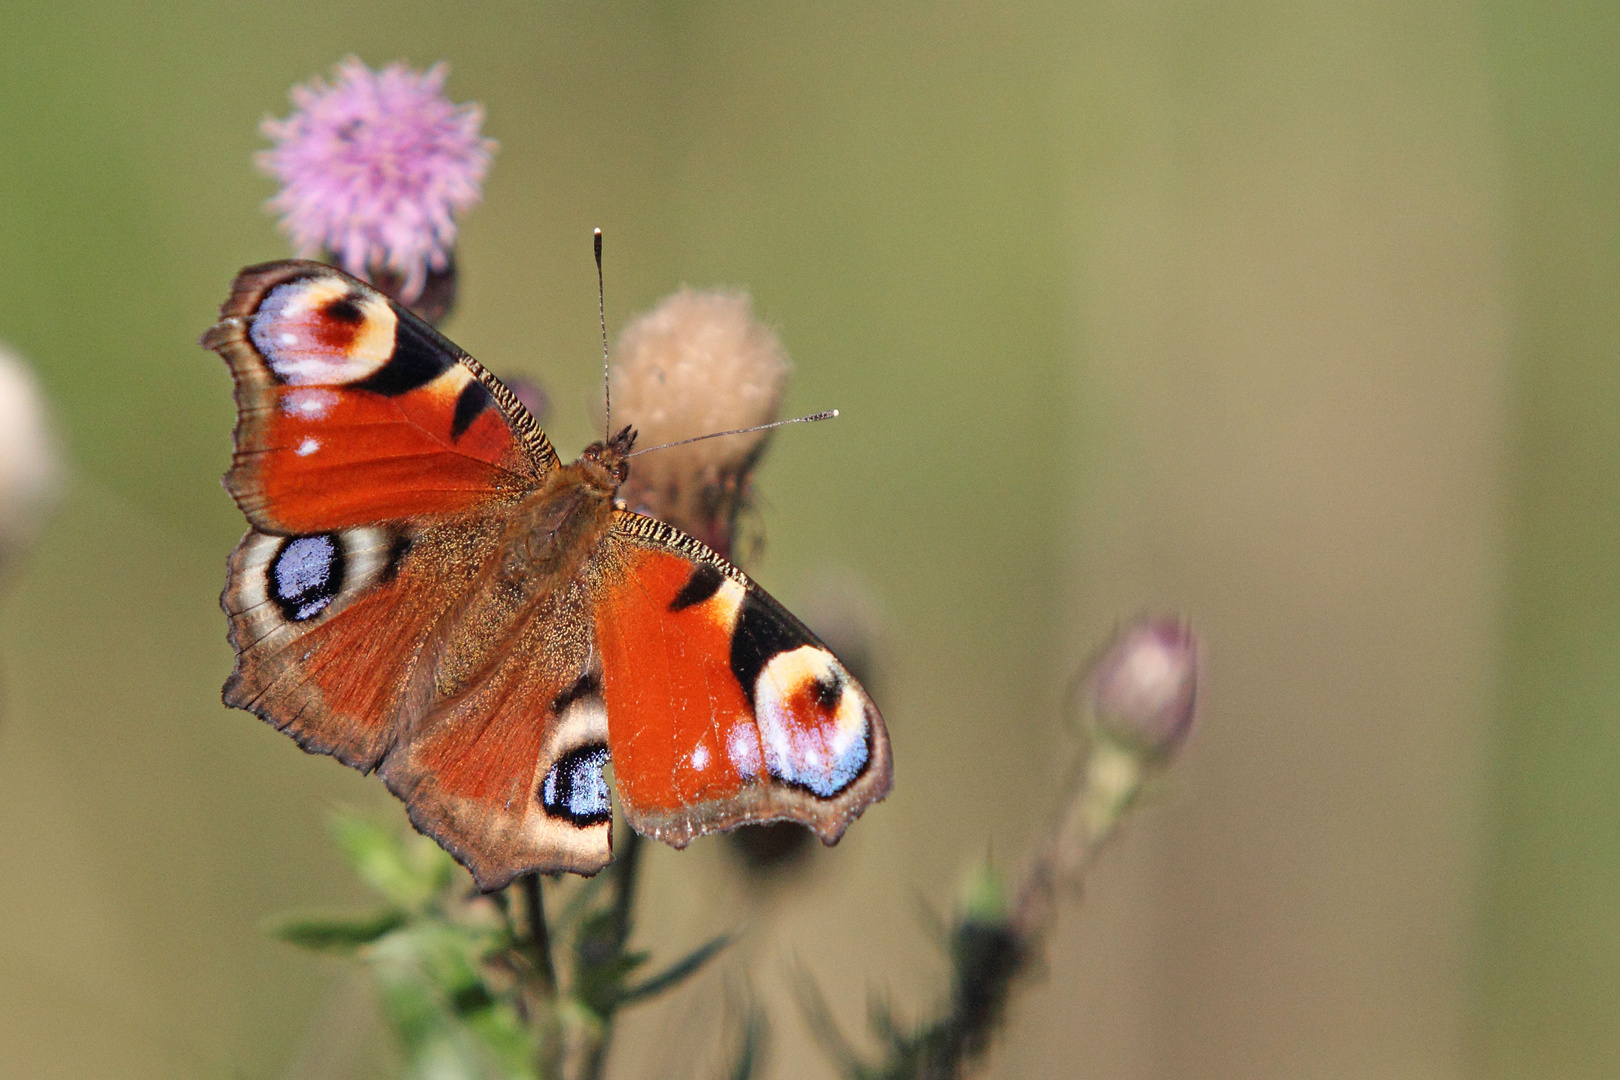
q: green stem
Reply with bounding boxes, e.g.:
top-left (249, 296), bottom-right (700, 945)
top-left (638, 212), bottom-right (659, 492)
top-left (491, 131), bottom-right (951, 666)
top-left (579, 829), bottom-right (644, 1080)
top-left (522, 873), bottom-right (558, 996)
top-left (609, 829), bottom-right (642, 946)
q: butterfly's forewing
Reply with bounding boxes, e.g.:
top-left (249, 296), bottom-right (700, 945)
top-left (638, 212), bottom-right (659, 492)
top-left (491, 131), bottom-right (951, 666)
top-left (595, 512), bottom-right (892, 847)
top-left (202, 260), bottom-right (558, 534)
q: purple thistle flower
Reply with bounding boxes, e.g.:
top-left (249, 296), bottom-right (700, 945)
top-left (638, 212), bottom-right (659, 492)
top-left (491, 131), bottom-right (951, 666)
top-left (258, 57), bottom-right (495, 302)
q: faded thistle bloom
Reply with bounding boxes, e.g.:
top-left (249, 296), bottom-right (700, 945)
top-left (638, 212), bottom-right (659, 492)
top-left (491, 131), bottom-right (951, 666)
top-left (611, 287), bottom-right (790, 558)
top-left (259, 58), bottom-right (495, 315)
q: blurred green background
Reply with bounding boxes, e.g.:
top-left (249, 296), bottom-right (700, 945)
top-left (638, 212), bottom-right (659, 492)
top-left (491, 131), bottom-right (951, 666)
top-left (0, 1), bottom-right (1615, 1077)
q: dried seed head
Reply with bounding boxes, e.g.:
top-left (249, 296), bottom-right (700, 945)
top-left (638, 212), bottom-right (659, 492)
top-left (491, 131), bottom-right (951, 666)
top-left (611, 287), bottom-right (790, 556)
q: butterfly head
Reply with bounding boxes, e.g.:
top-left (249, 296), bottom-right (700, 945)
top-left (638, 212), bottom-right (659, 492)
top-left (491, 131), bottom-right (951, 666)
top-left (579, 424), bottom-right (637, 488)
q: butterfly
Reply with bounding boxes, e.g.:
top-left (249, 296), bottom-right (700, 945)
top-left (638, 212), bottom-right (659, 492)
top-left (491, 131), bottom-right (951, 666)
top-left (203, 260), bottom-right (892, 891)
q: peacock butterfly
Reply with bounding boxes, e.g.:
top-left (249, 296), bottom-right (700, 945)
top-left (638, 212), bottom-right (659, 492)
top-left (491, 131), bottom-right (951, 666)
top-left (203, 260), bottom-right (892, 890)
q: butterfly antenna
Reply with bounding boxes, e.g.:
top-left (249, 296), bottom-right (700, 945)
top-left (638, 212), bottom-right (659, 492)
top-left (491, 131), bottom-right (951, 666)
top-left (595, 228), bottom-right (610, 442)
top-left (627, 410), bottom-right (840, 458)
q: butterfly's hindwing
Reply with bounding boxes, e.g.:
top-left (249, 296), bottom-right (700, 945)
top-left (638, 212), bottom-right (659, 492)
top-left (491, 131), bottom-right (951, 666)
top-left (378, 579), bottom-right (615, 888)
top-left (222, 521), bottom-right (456, 771)
top-left (594, 511), bottom-right (891, 847)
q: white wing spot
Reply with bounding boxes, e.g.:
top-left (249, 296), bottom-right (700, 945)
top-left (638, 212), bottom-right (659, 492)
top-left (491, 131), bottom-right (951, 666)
top-left (295, 437), bottom-right (320, 456)
top-left (282, 389), bottom-right (337, 419)
top-left (728, 724), bottom-right (761, 778)
top-left (690, 743), bottom-right (710, 771)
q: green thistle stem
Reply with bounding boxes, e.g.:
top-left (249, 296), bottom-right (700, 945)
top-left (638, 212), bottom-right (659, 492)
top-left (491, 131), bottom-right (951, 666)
top-left (522, 873), bottom-right (558, 996)
top-left (579, 828), bottom-right (644, 1080)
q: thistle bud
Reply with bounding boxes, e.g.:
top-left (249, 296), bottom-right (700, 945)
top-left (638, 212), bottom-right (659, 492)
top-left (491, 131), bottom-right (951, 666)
top-left (359, 259), bottom-right (459, 326)
top-left (1090, 617), bottom-right (1199, 760)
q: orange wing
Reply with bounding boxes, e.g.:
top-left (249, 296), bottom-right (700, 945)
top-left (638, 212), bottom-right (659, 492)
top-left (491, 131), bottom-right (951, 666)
top-left (202, 260), bottom-right (558, 533)
top-left (594, 512), bottom-right (892, 847)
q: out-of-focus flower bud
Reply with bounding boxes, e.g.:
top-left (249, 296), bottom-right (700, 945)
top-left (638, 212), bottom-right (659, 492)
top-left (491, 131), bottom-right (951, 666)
top-left (0, 345), bottom-right (60, 576)
top-left (500, 374), bottom-right (551, 426)
top-left (610, 288), bottom-right (789, 559)
top-left (258, 57), bottom-right (495, 324)
top-left (792, 571), bottom-right (886, 697)
top-left (363, 259), bottom-right (459, 326)
top-left (960, 862), bottom-right (1010, 927)
top-left (1090, 616), bottom-right (1199, 760)
top-left (726, 820), bottom-right (813, 878)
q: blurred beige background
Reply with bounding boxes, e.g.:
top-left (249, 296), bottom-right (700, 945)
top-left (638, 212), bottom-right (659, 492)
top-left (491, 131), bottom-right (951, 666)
top-left (0, 2), bottom-right (1613, 1078)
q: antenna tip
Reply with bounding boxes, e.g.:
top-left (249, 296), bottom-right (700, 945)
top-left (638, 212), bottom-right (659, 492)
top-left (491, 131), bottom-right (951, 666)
top-left (830, 408), bottom-right (840, 418)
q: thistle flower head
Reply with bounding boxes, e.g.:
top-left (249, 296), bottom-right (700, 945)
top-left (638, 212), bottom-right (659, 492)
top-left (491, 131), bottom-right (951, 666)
top-left (258, 57), bottom-right (495, 303)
